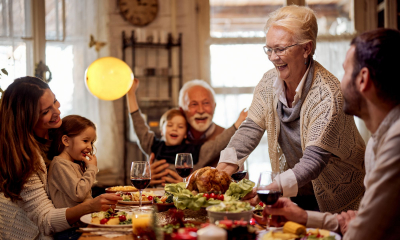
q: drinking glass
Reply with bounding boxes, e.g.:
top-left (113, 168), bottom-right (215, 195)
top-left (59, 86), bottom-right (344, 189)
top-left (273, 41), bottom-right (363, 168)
top-left (256, 171), bottom-right (282, 229)
top-left (231, 161), bottom-right (248, 183)
top-left (175, 153), bottom-right (193, 183)
top-left (130, 161), bottom-right (151, 210)
top-left (132, 209), bottom-right (154, 239)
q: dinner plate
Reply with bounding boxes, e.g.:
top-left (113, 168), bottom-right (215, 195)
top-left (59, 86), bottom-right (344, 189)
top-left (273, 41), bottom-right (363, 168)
top-left (105, 186), bottom-right (138, 193)
top-left (118, 200), bottom-right (152, 205)
top-left (80, 213), bottom-right (132, 228)
top-left (257, 228), bottom-right (341, 240)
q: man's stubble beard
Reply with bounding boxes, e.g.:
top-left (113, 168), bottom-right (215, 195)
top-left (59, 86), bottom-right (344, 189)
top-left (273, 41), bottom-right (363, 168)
top-left (187, 113), bottom-right (213, 132)
top-left (343, 78), bottom-right (365, 118)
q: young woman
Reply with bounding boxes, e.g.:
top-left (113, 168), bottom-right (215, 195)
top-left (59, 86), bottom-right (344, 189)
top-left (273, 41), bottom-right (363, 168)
top-left (0, 77), bottom-right (121, 239)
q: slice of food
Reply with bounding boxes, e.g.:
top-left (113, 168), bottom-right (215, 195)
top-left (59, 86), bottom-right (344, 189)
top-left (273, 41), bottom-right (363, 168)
top-left (283, 221), bottom-right (307, 235)
top-left (106, 217), bottom-right (120, 225)
top-left (91, 217), bottom-right (100, 224)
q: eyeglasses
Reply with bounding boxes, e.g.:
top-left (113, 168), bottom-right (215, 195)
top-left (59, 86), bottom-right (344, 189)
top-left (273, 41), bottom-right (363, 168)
top-left (263, 43), bottom-right (299, 58)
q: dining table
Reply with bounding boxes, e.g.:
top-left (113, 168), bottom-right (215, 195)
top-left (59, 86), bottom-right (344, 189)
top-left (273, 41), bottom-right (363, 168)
top-left (76, 187), bottom-right (270, 240)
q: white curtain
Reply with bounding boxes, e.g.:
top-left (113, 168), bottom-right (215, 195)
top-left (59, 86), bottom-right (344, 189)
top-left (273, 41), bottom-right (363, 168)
top-left (47, 0), bottom-right (125, 186)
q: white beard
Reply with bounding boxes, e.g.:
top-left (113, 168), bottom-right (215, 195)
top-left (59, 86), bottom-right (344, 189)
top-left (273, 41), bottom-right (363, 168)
top-left (187, 113), bottom-right (213, 132)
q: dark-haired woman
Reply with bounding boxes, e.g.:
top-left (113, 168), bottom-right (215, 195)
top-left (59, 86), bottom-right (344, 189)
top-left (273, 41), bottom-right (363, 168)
top-left (0, 77), bottom-right (121, 239)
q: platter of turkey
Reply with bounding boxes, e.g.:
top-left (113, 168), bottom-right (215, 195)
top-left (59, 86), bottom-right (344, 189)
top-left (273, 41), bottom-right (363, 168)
top-left (163, 167), bottom-right (255, 211)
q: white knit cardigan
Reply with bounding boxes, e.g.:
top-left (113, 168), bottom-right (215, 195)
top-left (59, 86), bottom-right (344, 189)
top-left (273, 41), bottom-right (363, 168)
top-left (248, 61), bottom-right (366, 213)
top-left (0, 156), bottom-right (70, 239)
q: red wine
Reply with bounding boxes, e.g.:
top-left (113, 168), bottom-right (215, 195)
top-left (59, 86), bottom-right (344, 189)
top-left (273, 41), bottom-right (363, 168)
top-left (257, 190), bottom-right (281, 205)
top-left (231, 171), bottom-right (247, 181)
top-left (175, 167), bottom-right (193, 178)
top-left (131, 178), bottom-right (151, 190)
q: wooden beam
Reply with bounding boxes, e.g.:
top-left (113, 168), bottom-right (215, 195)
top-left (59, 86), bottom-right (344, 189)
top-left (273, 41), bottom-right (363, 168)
top-left (384, 0), bottom-right (398, 29)
top-left (285, 0), bottom-right (306, 6)
top-left (32, 0), bottom-right (46, 67)
top-left (196, 0), bottom-right (211, 83)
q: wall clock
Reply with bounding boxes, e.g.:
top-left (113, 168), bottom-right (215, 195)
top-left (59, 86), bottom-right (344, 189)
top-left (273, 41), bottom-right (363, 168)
top-left (118, 0), bottom-right (158, 27)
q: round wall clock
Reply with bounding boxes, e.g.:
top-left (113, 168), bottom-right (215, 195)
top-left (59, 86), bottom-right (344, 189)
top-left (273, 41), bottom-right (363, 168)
top-left (118, 0), bottom-right (158, 27)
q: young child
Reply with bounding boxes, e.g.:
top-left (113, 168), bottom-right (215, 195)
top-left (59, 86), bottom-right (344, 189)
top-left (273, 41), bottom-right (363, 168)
top-left (48, 115), bottom-right (98, 208)
top-left (127, 79), bottom-right (247, 173)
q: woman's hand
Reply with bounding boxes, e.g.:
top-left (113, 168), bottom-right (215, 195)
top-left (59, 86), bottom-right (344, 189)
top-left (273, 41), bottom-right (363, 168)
top-left (65, 193), bottom-right (122, 225)
top-left (90, 193), bottom-right (122, 212)
top-left (263, 197), bottom-right (308, 227)
top-left (242, 187), bottom-right (260, 206)
top-left (234, 108), bottom-right (248, 129)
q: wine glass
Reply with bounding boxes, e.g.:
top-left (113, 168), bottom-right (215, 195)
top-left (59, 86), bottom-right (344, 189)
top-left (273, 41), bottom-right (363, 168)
top-left (175, 153), bottom-right (194, 183)
top-left (257, 171), bottom-right (282, 229)
top-left (231, 161), bottom-right (248, 183)
top-left (130, 161), bottom-right (151, 210)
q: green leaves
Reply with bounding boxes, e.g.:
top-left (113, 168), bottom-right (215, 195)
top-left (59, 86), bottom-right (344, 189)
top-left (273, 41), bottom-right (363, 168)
top-left (0, 68), bottom-right (8, 102)
top-left (224, 179), bottom-right (255, 200)
top-left (165, 182), bottom-right (222, 210)
top-left (1, 68), bottom-right (7, 76)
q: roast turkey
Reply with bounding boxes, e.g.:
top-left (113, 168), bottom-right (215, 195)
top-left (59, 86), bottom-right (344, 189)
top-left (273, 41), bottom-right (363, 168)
top-left (186, 167), bottom-right (232, 193)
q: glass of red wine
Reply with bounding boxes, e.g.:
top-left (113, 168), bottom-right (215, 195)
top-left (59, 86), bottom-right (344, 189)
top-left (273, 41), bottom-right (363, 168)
top-left (256, 171), bottom-right (281, 229)
top-left (231, 161), bottom-right (248, 183)
top-left (175, 153), bottom-right (194, 183)
top-left (130, 161), bottom-right (151, 210)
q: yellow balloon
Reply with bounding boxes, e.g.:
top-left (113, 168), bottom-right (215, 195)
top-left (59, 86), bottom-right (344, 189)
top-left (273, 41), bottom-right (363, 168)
top-left (85, 57), bottom-right (134, 101)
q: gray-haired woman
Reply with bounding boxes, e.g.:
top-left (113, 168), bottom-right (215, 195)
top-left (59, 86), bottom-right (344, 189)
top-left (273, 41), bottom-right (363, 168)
top-left (217, 5), bottom-right (365, 213)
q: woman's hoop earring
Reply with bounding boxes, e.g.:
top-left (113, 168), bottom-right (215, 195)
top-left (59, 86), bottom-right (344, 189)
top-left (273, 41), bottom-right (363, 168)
top-left (304, 58), bottom-right (307, 65)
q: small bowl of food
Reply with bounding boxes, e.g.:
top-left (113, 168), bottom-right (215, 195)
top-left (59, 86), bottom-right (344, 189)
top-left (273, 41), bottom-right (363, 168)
top-left (153, 195), bottom-right (176, 212)
top-left (105, 186), bottom-right (138, 193)
top-left (252, 202), bottom-right (266, 225)
top-left (206, 201), bottom-right (254, 223)
top-left (252, 210), bottom-right (266, 225)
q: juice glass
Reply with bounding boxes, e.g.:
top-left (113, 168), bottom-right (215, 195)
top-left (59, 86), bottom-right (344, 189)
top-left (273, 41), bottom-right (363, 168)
top-left (132, 209), bottom-right (153, 239)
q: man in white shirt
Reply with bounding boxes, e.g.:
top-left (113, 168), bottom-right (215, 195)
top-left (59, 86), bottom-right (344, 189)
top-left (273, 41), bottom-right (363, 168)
top-left (263, 28), bottom-right (400, 240)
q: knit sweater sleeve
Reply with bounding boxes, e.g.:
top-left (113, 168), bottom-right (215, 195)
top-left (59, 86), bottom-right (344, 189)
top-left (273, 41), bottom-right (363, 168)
top-left (291, 146), bottom-right (332, 188)
top-left (196, 125), bottom-right (236, 168)
top-left (131, 110), bottom-right (155, 155)
top-left (17, 171), bottom-right (70, 236)
top-left (49, 159), bottom-right (97, 203)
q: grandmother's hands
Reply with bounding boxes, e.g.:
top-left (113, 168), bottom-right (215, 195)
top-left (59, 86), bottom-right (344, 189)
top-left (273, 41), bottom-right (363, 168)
top-left (337, 210), bottom-right (357, 235)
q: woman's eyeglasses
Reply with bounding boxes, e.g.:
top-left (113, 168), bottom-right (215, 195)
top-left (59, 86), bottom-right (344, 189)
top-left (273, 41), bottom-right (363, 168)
top-left (263, 43), bottom-right (299, 58)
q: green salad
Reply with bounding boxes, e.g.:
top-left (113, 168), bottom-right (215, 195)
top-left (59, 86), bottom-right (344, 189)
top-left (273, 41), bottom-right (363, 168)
top-left (208, 201), bottom-right (253, 213)
top-left (164, 179), bottom-right (255, 211)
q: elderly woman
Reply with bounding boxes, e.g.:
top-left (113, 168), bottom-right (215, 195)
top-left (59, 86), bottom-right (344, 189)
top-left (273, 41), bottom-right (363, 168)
top-left (0, 77), bottom-right (121, 239)
top-left (217, 5), bottom-right (365, 213)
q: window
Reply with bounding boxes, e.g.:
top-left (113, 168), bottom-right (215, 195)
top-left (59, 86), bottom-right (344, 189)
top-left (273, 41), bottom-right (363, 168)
top-left (0, 0), bottom-right (32, 92)
top-left (208, 0), bottom-right (367, 182)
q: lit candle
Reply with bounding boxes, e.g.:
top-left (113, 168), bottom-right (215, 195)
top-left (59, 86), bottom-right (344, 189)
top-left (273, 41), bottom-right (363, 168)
top-left (197, 224), bottom-right (227, 240)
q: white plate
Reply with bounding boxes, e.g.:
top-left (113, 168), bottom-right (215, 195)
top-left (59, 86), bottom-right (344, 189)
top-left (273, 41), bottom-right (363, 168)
top-left (118, 200), bottom-right (152, 205)
top-left (257, 228), bottom-right (341, 240)
top-left (80, 213), bottom-right (132, 228)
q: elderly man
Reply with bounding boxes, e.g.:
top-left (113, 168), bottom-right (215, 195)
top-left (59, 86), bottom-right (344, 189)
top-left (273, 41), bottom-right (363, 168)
top-left (263, 28), bottom-right (400, 240)
top-left (150, 79), bottom-right (246, 185)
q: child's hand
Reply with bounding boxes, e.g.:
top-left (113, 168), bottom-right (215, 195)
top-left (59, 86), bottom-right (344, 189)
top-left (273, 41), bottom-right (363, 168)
top-left (127, 78), bottom-right (140, 96)
top-left (83, 153), bottom-right (98, 167)
top-left (234, 108), bottom-right (248, 129)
